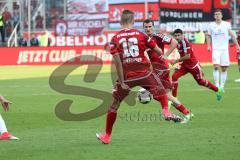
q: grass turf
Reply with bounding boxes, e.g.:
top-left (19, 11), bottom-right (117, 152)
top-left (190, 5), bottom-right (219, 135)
top-left (0, 64), bottom-right (240, 160)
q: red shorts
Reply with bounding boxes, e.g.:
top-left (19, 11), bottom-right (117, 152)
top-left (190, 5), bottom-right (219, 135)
top-left (173, 63), bottom-right (204, 81)
top-left (112, 73), bottom-right (166, 102)
top-left (153, 67), bottom-right (172, 90)
top-left (151, 60), bottom-right (172, 90)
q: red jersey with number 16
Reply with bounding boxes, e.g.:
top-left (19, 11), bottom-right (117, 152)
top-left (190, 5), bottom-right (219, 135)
top-left (110, 28), bottom-right (157, 81)
top-left (177, 37), bottom-right (198, 69)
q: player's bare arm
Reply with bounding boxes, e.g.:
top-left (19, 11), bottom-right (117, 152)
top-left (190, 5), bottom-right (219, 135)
top-left (112, 54), bottom-right (129, 90)
top-left (152, 45), bottom-right (164, 57)
top-left (170, 54), bottom-right (190, 65)
top-left (206, 34), bottom-right (211, 52)
top-left (229, 30), bottom-right (240, 52)
top-left (165, 38), bottom-right (178, 57)
top-left (0, 95), bottom-right (11, 112)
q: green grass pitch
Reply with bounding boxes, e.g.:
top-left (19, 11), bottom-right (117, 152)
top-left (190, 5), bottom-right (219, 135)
top-left (0, 64), bottom-right (240, 160)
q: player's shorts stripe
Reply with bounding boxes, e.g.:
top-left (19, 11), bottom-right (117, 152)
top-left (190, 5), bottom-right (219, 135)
top-left (190, 61), bottom-right (200, 69)
top-left (124, 71), bottom-right (152, 82)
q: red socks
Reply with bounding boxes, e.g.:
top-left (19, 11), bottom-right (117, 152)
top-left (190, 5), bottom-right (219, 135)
top-left (175, 104), bottom-right (190, 115)
top-left (105, 108), bottom-right (117, 136)
top-left (172, 82), bottom-right (178, 97)
top-left (155, 94), bottom-right (169, 114)
top-left (206, 80), bottom-right (218, 92)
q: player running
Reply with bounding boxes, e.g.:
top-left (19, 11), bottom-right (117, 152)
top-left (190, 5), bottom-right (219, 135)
top-left (96, 10), bottom-right (181, 144)
top-left (142, 19), bottom-right (193, 123)
top-left (0, 95), bottom-right (18, 140)
top-left (171, 29), bottom-right (223, 101)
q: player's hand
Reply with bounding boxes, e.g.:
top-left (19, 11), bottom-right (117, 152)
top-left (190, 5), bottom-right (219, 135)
top-left (121, 83), bottom-right (129, 90)
top-left (207, 46), bottom-right (211, 52)
top-left (237, 46), bottom-right (240, 53)
top-left (1, 99), bottom-right (12, 112)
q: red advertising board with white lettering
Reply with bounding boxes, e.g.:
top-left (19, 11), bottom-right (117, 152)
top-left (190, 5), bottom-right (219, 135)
top-left (0, 45), bottom-right (237, 66)
top-left (0, 46), bottom-right (112, 65)
top-left (109, 3), bottom-right (159, 22)
top-left (159, 0), bottom-right (231, 22)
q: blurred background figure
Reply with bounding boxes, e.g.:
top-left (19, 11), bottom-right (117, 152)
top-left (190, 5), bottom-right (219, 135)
top-left (30, 34), bottom-right (39, 46)
top-left (35, 11), bottom-right (43, 29)
top-left (194, 30), bottom-right (205, 44)
top-left (39, 30), bottom-right (50, 46)
top-left (18, 34), bottom-right (27, 46)
top-left (2, 7), bottom-right (11, 23)
top-left (0, 14), bottom-right (5, 44)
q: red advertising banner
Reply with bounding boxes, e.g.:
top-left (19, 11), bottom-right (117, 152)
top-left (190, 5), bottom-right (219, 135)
top-left (159, 0), bottom-right (211, 12)
top-left (109, 3), bottom-right (159, 22)
top-left (56, 20), bottom-right (107, 36)
top-left (0, 46), bottom-right (112, 65)
top-left (0, 45), bottom-right (237, 66)
top-left (159, 0), bottom-right (231, 22)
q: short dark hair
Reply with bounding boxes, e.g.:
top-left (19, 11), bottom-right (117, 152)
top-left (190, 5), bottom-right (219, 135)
top-left (214, 9), bottom-right (222, 14)
top-left (173, 28), bottom-right (183, 34)
top-left (143, 19), bottom-right (154, 26)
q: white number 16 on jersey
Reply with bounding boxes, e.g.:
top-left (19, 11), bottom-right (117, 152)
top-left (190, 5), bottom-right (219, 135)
top-left (119, 38), bottom-right (139, 57)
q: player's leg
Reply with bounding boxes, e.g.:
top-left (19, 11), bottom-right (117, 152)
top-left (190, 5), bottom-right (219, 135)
top-left (167, 91), bottom-right (189, 115)
top-left (171, 66), bottom-right (188, 97)
top-left (142, 73), bottom-right (182, 122)
top-left (190, 64), bottom-right (223, 101)
top-left (96, 98), bottom-right (120, 144)
top-left (191, 64), bottom-right (218, 91)
top-left (235, 53), bottom-right (240, 82)
top-left (212, 50), bottom-right (221, 87)
top-left (220, 66), bottom-right (228, 90)
top-left (158, 68), bottom-right (191, 119)
top-left (0, 114), bottom-right (18, 140)
top-left (0, 113), bottom-right (8, 134)
top-left (97, 82), bottom-right (130, 144)
top-left (219, 49), bottom-right (230, 89)
top-left (166, 91), bottom-right (193, 123)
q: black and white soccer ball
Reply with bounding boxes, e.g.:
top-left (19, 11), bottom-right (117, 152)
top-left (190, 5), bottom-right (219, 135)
top-left (137, 88), bottom-right (153, 104)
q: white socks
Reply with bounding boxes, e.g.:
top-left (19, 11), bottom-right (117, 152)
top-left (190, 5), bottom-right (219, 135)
top-left (213, 69), bottom-right (227, 88)
top-left (213, 69), bottom-right (220, 87)
top-left (220, 71), bottom-right (227, 88)
top-left (0, 114), bottom-right (8, 134)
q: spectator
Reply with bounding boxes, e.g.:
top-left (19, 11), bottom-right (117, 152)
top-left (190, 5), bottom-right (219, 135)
top-left (45, 12), bottom-right (51, 28)
top-left (2, 7), bottom-right (12, 23)
top-left (12, 11), bottom-right (20, 28)
top-left (35, 11), bottom-right (43, 29)
top-left (18, 35), bottom-right (27, 46)
top-left (0, 15), bottom-right (5, 43)
top-left (30, 34), bottom-right (40, 46)
top-left (39, 30), bottom-right (50, 46)
top-left (5, 20), bottom-right (12, 37)
top-left (194, 30), bottom-right (205, 44)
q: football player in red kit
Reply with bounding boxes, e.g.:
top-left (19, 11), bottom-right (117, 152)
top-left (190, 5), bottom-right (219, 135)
top-left (235, 30), bottom-right (240, 82)
top-left (96, 10), bottom-right (181, 144)
top-left (171, 29), bottom-right (223, 101)
top-left (142, 19), bottom-right (193, 123)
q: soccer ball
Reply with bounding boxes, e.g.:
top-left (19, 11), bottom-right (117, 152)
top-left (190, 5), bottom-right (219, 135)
top-left (137, 88), bottom-right (152, 104)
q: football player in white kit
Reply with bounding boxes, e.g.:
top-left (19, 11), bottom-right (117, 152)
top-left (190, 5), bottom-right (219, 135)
top-left (0, 95), bottom-right (18, 140)
top-left (207, 9), bottom-right (240, 90)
